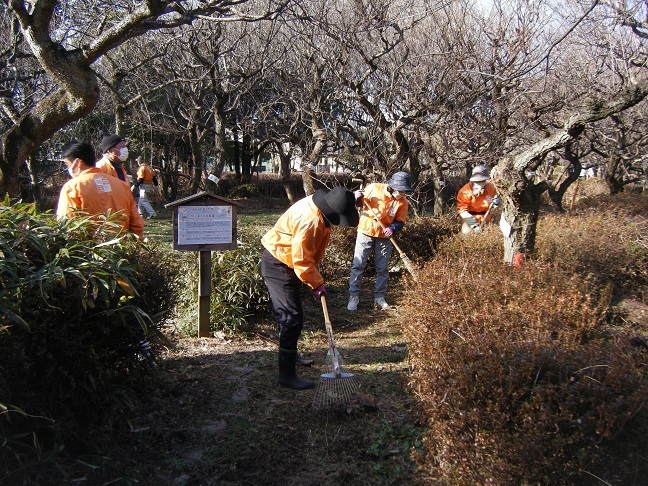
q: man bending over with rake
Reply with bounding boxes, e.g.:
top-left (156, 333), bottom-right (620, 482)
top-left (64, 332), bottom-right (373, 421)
top-left (261, 187), bottom-right (360, 390)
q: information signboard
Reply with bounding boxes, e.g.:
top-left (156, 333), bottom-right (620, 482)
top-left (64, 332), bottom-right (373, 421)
top-left (177, 205), bottom-right (233, 246)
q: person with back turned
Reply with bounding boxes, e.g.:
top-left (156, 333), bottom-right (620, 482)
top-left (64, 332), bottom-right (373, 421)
top-left (57, 141), bottom-right (143, 238)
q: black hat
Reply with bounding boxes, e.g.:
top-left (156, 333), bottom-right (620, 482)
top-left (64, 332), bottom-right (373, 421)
top-left (387, 171), bottom-right (413, 192)
top-left (100, 133), bottom-right (124, 154)
top-left (313, 187), bottom-right (359, 227)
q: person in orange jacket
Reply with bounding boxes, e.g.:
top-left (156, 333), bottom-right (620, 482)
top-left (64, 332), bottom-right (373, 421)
top-left (133, 157), bottom-right (158, 219)
top-left (347, 172), bottom-right (412, 311)
top-left (96, 132), bottom-right (130, 185)
top-left (457, 164), bottom-right (500, 234)
top-left (261, 186), bottom-right (360, 390)
top-left (57, 141), bottom-right (144, 238)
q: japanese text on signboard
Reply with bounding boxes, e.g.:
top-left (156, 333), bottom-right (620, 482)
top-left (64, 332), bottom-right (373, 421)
top-left (177, 206), bottom-right (232, 245)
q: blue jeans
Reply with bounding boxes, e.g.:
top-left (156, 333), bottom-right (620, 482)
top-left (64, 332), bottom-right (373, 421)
top-left (348, 232), bottom-right (393, 299)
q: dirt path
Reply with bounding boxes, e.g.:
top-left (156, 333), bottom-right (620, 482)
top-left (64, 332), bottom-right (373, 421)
top-left (82, 292), bottom-right (424, 485)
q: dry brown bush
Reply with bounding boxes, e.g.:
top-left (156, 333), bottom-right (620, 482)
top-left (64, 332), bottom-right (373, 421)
top-left (536, 194), bottom-right (648, 299)
top-left (402, 195), bottom-right (648, 484)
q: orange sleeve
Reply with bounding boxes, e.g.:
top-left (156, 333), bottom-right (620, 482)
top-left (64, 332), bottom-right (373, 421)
top-left (456, 183), bottom-right (474, 213)
top-left (56, 181), bottom-right (81, 219)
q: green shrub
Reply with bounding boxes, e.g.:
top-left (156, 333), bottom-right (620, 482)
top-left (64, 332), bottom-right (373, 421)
top-left (402, 197), bottom-right (648, 484)
top-left (228, 183), bottom-right (261, 199)
top-left (0, 200), bottom-right (174, 482)
top-left (171, 237), bottom-right (271, 336)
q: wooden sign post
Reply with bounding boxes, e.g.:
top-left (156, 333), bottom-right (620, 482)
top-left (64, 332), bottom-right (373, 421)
top-left (165, 192), bottom-right (238, 337)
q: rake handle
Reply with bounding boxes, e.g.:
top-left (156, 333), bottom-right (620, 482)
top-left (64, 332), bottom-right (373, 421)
top-left (479, 202), bottom-right (493, 229)
top-left (321, 296), bottom-right (342, 377)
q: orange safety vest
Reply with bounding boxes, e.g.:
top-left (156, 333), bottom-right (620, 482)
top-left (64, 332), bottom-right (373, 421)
top-left (137, 164), bottom-right (156, 184)
top-left (261, 196), bottom-right (331, 290)
top-left (56, 168), bottom-right (144, 238)
top-left (358, 183), bottom-right (408, 238)
top-left (456, 181), bottom-right (497, 223)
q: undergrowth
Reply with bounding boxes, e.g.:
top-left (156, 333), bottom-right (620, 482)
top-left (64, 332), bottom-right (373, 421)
top-left (402, 193), bottom-right (648, 484)
top-left (0, 200), bottom-right (176, 484)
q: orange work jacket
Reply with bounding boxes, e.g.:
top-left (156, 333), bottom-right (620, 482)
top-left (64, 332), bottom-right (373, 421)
top-left (261, 196), bottom-right (331, 290)
top-left (358, 183), bottom-right (408, 238)
top-left (56, 168), bottom-right (144, 238)
top-left (96, 156), bottom-right (130, 185)
top-left (456, 181), bottom-right (497, 223)
top-left (137, 164), bottom-right (156, 184)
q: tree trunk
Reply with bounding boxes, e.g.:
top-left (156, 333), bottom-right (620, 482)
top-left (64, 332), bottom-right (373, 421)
top-left (189, 126), bottom-right (203, 194)
top-left (547, 141), bottom-right (581, 212)
top-left (0, 87), bottom-right (99, 195)
top-left (24, 156), bottom-right (44, 209)
top-left (603, 152), bottom-right (625, 194)
top-left (302, 122), bottom-right (326, 196)
top-left (205, 93), bottom-right (226, 193)
top-left (494, 81), bottom-right (648, 264)
top-left (241, 133), bottom-right (253, 184)
top-left (276, 142), bottom-right (296, 205)
top-left (496, 162), bottom-right (546, 263)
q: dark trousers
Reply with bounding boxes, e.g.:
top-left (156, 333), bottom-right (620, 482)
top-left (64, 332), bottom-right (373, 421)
top-left (261, 249), bottom-right (303, 351)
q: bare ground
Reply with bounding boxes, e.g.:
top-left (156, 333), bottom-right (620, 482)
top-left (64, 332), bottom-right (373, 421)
top-left (78, 283), bottom-right (425, 485)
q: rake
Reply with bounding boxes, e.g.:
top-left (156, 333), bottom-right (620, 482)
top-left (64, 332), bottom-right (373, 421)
top-left (312, 296), bottom-right (361, 410)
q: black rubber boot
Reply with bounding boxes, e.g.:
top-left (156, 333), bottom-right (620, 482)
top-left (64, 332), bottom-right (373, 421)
top-left (296, 352), bottom-right (314, 367)
top-left (278, 349), bottom-right (315, 389)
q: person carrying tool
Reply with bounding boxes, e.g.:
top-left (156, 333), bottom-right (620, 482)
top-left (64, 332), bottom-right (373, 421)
top-left (347, 171), bottom-right (412, 311)
top-left (457, 164), bottom-right (500, 234)
top-left (261, 187), bottom-right (360, 390)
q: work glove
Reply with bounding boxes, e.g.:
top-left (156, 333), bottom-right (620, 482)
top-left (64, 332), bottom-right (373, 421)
top-left (311, 283), bottom-right (326, 301)
top-left (383, 227), bottom-right (394, 237)
top-left (491, 196), bottom-right (501, 207)
top-left (460, 211), bottom-right (479, 229)
top-left (354, 190), bottom-right (364, 206)
top-left (472, 225), bottom-right (482, 233)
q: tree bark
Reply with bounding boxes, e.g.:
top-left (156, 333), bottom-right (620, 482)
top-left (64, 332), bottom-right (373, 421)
top-left (276, 141), bottom-right (296, 205)
top-left (205, 93), bottom-right (227, 193)
top-left (495, 81), bottom-right (648, 263)
top-left (189, 125), bottom-right (203, 194)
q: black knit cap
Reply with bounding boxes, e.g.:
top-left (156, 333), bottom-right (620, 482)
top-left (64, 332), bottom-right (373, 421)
top-left (313, 187), bottom-right (359, 227)
top-left (100, 133), bottom-right (124, 154)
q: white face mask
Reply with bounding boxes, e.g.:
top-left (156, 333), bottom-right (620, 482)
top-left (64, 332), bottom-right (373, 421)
top-left (116, 147), bottom-right (129, 162)
top-left (66, 159), bottom-right (78, 178)
top-left (472, 182), bottom-right (486, 196)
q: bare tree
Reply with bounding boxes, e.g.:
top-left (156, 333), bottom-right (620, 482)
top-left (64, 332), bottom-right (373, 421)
top-left (0, 0), bottom-right (286, 196)
top-left (494, 81), bottom-right (648, 263)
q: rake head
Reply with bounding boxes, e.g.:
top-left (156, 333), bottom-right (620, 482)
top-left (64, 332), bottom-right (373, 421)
top-left (312, 350), bottom-right (361, 410)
